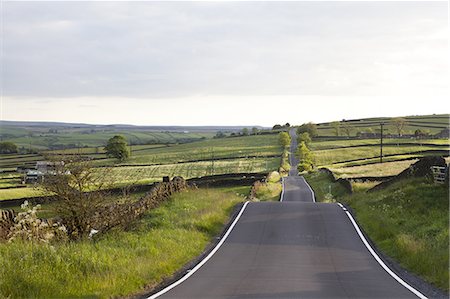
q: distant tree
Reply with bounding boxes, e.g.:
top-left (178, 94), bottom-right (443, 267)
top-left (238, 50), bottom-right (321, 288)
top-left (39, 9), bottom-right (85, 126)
top-left (251, 127), bottom-right (259, 135)
top-left (284, 123), bottom-right (291, 128)
top-left (297, 122), bottom-right (318, 137)
top-left (278, 132), bottom-right (291, 148)
top-left (298, 132), bottom-right (311, 145)
top-left (215, 131), bottom-right (226, 138)
top-left (342, 123), bottom-right (353, 138)
top-left (242, 128), bottom-right (249, 136)
top-left (0, 142), bottom-right (18, 154)
top-left (272, 124), bottom-right (282, 130)
top-left (104, 135), bottom-right (129, 161)
top-left (331, 121), bottom-right (341, 136)
top-left (392, 118), bottom-right (407, 136)
top-left (296, 141), bottom-right (314, 172)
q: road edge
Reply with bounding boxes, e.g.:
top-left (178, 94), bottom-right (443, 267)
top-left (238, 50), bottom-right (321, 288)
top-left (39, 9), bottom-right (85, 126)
top-left (142, 201), bottom-right (250, 299)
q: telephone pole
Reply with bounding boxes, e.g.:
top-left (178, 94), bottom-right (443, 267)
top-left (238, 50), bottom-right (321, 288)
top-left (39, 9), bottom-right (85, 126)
top-left (380, 122), bottom-right (384, 163)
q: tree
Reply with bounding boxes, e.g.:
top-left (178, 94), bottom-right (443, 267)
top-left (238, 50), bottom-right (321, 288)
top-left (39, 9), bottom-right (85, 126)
top-left (342, 123), bottom-right (353, 138)
top-left (296, 141), bottom-right (314, 172)
top-left (297, 122), bottom-right (318, 137)
top-left (272, 124), bottom-right (282, 130)
top-left (331, 121), bottom-right (341, 136)
top-left (298, 132), bottom-right (311, 145)
top-left (284, 123), bottom-right (291, 128)
top-left (40, 157), bottom-right (115, 239)
top-left (104, 135), bottom-right (129, 161)
top-left (392, 118), bottom-right (407, 136)
top-left (0, 142), bottom-right (18, 154)
top-left (215, 131), bottom-right (226, 138)
top-left (242, 128), bottom-right (249, 136)
top-left (251, 127), bottom-right (259, 135)
top-left (278, 132), bottom-right (291, 148)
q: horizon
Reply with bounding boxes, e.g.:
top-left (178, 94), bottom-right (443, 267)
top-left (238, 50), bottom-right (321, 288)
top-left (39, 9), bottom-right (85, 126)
top-left (2, 1), bottom-right (449, 126)
top-left (2, 112), bottom-right (448, 129)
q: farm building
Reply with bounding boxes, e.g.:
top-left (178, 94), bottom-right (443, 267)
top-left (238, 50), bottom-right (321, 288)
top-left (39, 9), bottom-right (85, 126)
top-left (23, 161), bottom-right (65, 184)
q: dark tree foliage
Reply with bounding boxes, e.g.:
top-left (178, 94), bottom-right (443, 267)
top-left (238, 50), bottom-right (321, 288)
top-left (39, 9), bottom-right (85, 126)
top-left (296, 122), bottom-right (318, 137)
top-left (104, 135), bottom-right (129, 161)
top-left (0, 142), bottom-right (18, 154)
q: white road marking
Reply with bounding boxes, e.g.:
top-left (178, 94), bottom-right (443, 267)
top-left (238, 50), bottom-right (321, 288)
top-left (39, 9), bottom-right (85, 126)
top-left (301, 176), bottom-right (316, 203)
top-left (336, 203), bottom-right (427, 299)
top-left (147, 201), bottom-right (250, 299)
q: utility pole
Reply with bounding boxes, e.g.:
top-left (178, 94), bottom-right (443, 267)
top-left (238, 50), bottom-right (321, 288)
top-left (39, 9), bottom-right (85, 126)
top-left (380, 122), bottom-right (384, 163)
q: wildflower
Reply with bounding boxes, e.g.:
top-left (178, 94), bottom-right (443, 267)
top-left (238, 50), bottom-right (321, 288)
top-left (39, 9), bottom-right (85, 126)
top-left (89, 229), bottom-right (99, 239)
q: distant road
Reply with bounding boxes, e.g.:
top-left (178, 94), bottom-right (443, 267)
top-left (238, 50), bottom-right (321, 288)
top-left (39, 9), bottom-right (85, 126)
top-left (150, 128), bottom-right (424, 299)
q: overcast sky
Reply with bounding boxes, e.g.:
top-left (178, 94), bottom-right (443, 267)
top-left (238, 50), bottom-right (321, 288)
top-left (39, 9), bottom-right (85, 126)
top-left (1, 1), bottom-right (448, 126)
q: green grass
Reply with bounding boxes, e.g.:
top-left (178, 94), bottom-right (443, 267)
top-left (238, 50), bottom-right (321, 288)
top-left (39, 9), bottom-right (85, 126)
top-left (309, 138), bottom-right (449, 151)
top-left (329, 159), bottom-right (419, 178)
top-left (313, 144), bottom-right (448, 166)
top-left (2, 130), bottom-right (215, 150)
top-left (304, 172), bottom-right (449, 291)
top-left (106, 157), bottom-right (280, 183)
top-left (0, 186), bottom-right (246, 298)
top-left (315, 114), bottom-right (449, 137)
top-left (95, 134), bottom-right (281, 166)
top-left (0, 187), bottom-right (47, 201)
top-left (0, 134), bottom-right (281, 200)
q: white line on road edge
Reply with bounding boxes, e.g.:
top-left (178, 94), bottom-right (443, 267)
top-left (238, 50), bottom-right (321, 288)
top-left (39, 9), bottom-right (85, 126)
top-left (280, 177), bottom-right (285, 202)
top-left (147, 201), bottom-right (250, 299)
top-left (301, 177), bottom-right (316, 203)
top-left (336, 203), bottom-right (427, 299)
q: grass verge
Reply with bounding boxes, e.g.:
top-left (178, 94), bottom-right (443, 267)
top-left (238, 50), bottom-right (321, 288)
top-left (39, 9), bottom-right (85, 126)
top-left (304, 172), bottom-right (449, 291)
top-left (0, 186), bottom-right (246, 298)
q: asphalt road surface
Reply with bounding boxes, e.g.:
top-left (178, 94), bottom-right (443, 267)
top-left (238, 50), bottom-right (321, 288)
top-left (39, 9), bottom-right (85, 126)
top-left (152, 129), bottom-right (422, 299)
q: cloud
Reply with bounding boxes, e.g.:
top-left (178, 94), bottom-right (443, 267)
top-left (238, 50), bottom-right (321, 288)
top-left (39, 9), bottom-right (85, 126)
top-left (1, 1), bottom-right (448, 124)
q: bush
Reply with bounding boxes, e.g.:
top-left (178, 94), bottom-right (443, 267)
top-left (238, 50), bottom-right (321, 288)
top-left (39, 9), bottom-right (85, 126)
top-left (298, 162), bottom-right (313, 172)
top-left (0, 142), bottom-right (18, 154)
top-left (7, 201), bottom-right (68, 243)
top-left (278, 132), bottom-right (291, 147)
top-left (298, 132), bottom-right (311, 145)
top-left (297, 122), bottom-right (318, 137)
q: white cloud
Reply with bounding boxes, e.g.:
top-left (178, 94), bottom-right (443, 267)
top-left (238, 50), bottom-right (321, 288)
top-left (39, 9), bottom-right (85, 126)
top-left (1, 1), bottom-right (448, 125)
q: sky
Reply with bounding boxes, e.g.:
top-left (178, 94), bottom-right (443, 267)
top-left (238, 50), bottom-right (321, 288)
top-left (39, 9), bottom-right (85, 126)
top-left (1, 1), bottom-right (448, 126)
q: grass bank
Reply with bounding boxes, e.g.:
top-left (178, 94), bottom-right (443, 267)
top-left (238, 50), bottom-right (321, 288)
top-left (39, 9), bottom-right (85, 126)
top-left (304, 172), bottom-right (449, 291)
top-left (0, 186), bottom-right (247, 298)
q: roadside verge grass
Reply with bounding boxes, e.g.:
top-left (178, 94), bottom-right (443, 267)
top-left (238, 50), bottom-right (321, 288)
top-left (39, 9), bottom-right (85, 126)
top-left (304, 172), bottom-right (449, 291)
top-left (0, 187), bottom-right (246, 298)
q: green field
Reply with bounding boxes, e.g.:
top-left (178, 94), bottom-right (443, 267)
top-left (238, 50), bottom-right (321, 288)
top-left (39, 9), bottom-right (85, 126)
top-left (0, 186), bottom-right (249, 298)
top-left (0, 134), bottom-right (282, 200)
top-left (313, 144), bottom-right (447, 166)
top-left (1, 128), bottom-right (215, 150)
top-left (106, 157), bottom-right (280, 185)
top-left (329, 160), bottom-right (420, 178)
top-left (315, 114), bottom-right (449, 137)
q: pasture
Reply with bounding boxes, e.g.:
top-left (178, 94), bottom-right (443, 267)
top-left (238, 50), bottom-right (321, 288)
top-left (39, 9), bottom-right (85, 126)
top-left (0, 134), bottom-right (282, 200)
top-left (309, 137), bottom-right (449, 172)
top-left (315, 114), bottom-right (449, 137)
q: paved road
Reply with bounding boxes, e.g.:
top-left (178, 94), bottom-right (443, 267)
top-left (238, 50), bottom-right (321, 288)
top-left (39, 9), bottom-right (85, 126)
top-left (152, 129), bottom-right (421, 299)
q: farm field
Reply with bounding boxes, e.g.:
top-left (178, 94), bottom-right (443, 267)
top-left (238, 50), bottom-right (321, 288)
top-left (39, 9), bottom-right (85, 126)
top-left (95, 134), bottom-right (280, 166)
top-left (313, 144), bottom-right (448, 166)
top-left (1, 128), bottom-right (216, 150)
top-left (315, 114), bottom-right (449, 137)
top-left (0, 134), bottom-right (281, 200)
top-left (308, 138), bottom-right (449, 151)
top-left (329, 159), bottom-right (420, 178)
top-left (105, 157), bottom-right (280, 185)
